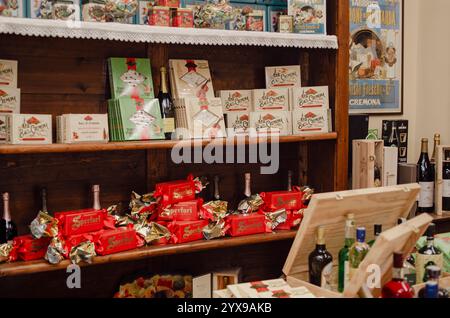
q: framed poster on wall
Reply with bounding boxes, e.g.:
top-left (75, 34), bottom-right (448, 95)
top-left (349, 0), bottom-right (403, 114)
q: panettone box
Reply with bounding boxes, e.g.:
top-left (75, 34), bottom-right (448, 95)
top-left (282, 184), bottom-right (432, 298)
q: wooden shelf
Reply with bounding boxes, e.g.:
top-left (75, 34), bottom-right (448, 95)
top-left (0, 17), bottom-right (338, 49)
top-left (433, 212), bottom-right (450, 222)
top-left (0, 230), bottom-right (297, 278)
top-left (0, 133), bottom-right (338, 154)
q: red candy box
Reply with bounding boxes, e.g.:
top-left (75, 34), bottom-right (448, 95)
top-left (158, 199), bottom-right (202, 222)
top-left (172, 8), bottom-right (194, 28)
top-left (55, 208), bottom-right (108, 236)
top-left (168, 220), bottom-right (208, 244)
top-left (94, 227), bottom-right (139, 256)
top-left (260, 190), bottom-right (303, 211)
top-left (13, 235), bottom-right (51, 261)
top-left (226, 214), bottom-right (266, 237)
top-left (154, 175), bottom-right (197, 206)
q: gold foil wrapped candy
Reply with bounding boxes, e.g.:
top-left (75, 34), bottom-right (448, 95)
top-left (264, 209), bottom-right (288, 230)
top-left (45, 237), bottom-right (68, 265)
top-left (202, 219), bottom-right (228, 240)
top-left (237, 194), bottom-right (264, 214)
top-left (301, 186), bottom-right (314, 205)
top-left (202, 200), bottom-right (228, 221)
top-left (134, 221), bottom-right (171, 245)
top-left (30, 211), bottom-right (59, 239)
top-left (129, 191), bottom-right (157, 218)
top-left (69, 241), bottom-right (96, 264)
top-left (0, 243), bottom-right (13, 263)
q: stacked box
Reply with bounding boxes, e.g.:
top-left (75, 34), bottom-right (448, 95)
top-left (5, 114), bottom-right (52, 145)
top-left (0, 0), bottom-right (26, 17)
top-left (0, 60), bottom-right (20, 144)
top-left (56, 114), bottom-right (109, 144)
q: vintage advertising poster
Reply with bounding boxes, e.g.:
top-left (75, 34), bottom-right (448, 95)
top-left (349, 0), bottom-right (403, 114)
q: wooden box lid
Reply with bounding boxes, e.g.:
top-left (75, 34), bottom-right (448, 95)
top-left (283, 184), bottom-right (431, 297)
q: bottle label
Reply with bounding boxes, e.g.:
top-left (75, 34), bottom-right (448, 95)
top-left (418, 182), bottom-right (434, 208)
top-left (443, 180), bottom-right (450, 198)
top-left (321, 262), bottom-right (333, 290)
top-left (344, 260), bottom-right (350, 288)
top-left (415, 253), bottom-right (443, 284)
top-left (163, 118), bottom-right (175, 133)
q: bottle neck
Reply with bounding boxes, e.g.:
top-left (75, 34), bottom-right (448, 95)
top-left (214, 176), bottom-right (220, 200)
top-left (92, 185), bottom-right (101, 210)
top-left (160, 69), bottom-right (169, 94)
top-left (344, 220), bottom-right (355, 246)
top-left (41, 189), bottom-right (48, 213)
top-left (426, 236), bottom-right (435, 248)
top-left (3, 193), bottom-right (11, 222)
top-left (421, 140), bottom-right (429, 156)
top-left (287, 171), bottom-right (293, 192)
top-left (392, 267), bottom-right (404, 281)
top-left (244, 174), bottom-right (251, 198)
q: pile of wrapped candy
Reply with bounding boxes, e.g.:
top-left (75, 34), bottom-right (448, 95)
top-left (0, 174), bottom-right (312, 266)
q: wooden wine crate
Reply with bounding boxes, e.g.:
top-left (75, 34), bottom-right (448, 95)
top-left (352, 140), bottom-right (398, 189)
top-left (283, 184), bottom-right (433, 298)
top-left (435, 145), bottom-right (450, 216)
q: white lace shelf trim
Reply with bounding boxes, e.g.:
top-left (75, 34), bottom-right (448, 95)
top-left (0, 17), bottom-right (339, 49)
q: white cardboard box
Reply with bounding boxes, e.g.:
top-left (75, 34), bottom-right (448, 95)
top-left (250, 110), bottom-right (292, 136)
top-left (0, 60), bottom-right (18, 88)
top-left (57, 114), bottom-right (109, 144)
top-left (265, 65), bottom-right (301, 88)
top-left (252, 89), bottom-right (290, 112)
top-left (291, 86), bottom-right (329, 110)
top-left (6, 113), bottom-right (52, 145)
top-left (292, 108), bottom-right (329, 134)
top-left (218, 90), bottom-right (253, 113)
top-left (226, 112), bottom-right (250, 137)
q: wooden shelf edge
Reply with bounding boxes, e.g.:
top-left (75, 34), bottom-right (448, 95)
top-left (0, 230), bottom-right (297, 278)
top-left (432, 212), bottom-right (450, 222)
top-left (0, 133), bottom-right (338, 154)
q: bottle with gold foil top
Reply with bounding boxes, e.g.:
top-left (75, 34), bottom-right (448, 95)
top-left (157, 66), bottom-right (176, 140)
top-left (213, 175), bottom-right (221, 201)
top-left (416, 224), bottom-right (443, 284)
top-left (40, 187), bottom-right (49, 214)
top-left (308, 226), bottom-right (333, 290)
top-left (92, 185), bottom-right (101, 210)
top-left (2, 193), bottom-right (18, 243)
top-left (431, 133), bottom-right (441, 165)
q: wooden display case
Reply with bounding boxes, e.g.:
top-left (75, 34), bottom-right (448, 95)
top-left (352, 140), bottom-right (398, 189)
top-left (0, 0), bottom-right (349, 297)
top-left (283, 184), bottom-right (432, 298)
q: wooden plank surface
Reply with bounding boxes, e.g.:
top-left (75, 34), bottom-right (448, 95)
top-left (0, 231), bottom-right (296, 278)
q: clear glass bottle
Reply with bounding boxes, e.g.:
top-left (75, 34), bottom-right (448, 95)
top-left (348, 227), bottom-right (370, 281)
top-left (338, 213), bottom-right (355, 292)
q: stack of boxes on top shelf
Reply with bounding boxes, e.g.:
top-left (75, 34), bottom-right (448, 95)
top-left (220, 65), bottom-right (331, 137)
top-left (0, 59), bottom-right (53, 145)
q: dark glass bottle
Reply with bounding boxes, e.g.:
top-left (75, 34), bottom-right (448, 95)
top-left (40, 187), bottom-right (49, 214)
top-left (381, 252), bottom-right (414, 298)
top-left (417, 138), bottom-right (435, 213)
top-left (2, 193), bottom-right (18, 242)
top-left (416, 224), bottom-right (443, 284)
top-left (368, 224), bottom-right (382, 247)
top-left (213, 175), bottom-right (221, 201)
top-left (287, 170), bottom-right (293, 192)
top-left (443, 150), bottom-right (450, 211)
top-left (157, 66), bottom-right (176, 140)
top-left (418, 266), bottom-right (449, 299)
top-left (309, 226), bottom-right (333, 290)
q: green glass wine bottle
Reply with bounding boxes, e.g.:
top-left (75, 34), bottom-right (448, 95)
top-left (338, 213), bottom-right (355, 292)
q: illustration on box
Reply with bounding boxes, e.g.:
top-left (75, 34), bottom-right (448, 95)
top-left (252, 89), bottom-right (289, 111)
top-left (219, 90), bottom-right (252, 113)
top-left (292, 108), bottom-right (328, 134)
top-left (265, 65), bottom-right (301, 88)
top-left (0, 0), bottom-right (26, 17)
top-left (250, 111), bottom-right (291, 136)
top-left (5, 114), bottom-right (52, 145)
top-left (288, 0), bottom-right (327, 34)
top-left (291, 86), bottom-right (329, 109)
top-left (226, 112), bottom-right (250, 137)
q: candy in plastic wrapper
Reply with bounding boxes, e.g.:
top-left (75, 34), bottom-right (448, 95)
top-left (0, 243), bottom-right (15, 263)
top-left (14, 235), bottom-right (51, 261)
top-left (260, 190), bottom-right (303, 212)
top-left (54, 208), bottom-right (109, 236)
top-left (154, 175), bottom-right (197, 206)
top-left (301, 186), bottom-right (314, 206)
top-left (202, 219), bottom-right (229, 240)
top-left (263, 209), bottom-right (288, 232)
top-left (94, 226), bottom-right (140, 256)
top-left (237, 194), bottom-right (264, 214)
top-left (226, 213), bottom-right (265, 237)
top-left (134, 221), bottom-right (171, 245)
top-left (30, 211), bottom-right (59, 239)
top-left (45, 236), bottom-right (68, 265)
top-left (129, 191), bottom-right (158, 217)
top-left (168, 220), bottom-right (209, 244)
top-left (70, 241), bottom-right (96, 264)
top-left (159, 199), bottom-right (202, 222)
top-left (200, 200), bottom-right (228, 222)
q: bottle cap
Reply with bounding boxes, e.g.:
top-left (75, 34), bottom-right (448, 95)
top-left (393, 252), bottom-right (404, 268)
top-left (2, 192), bottom-right (9, 201)
top-left (397, 218), bottom-right (406, 225)
top-left (426, 223), bottom-right (436, 238)
top-left (160, 66), bottom-right (167, 73)
top-left (426, 265), bottom-right (441, 280)
top-left (316, 226), bottom-right (326, 245)
top-left (356, 227), bottom-right (366, 242)
top-left (347, 213), bottom-right (355, 219)
top-left (374, 224), bottom-right (382, 236)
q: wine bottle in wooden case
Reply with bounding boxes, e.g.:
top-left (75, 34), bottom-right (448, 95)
top-left (108, 97), bottom-right (164, 141)
top-left (252, 89), bottom-right (290, 111)
top-left (292, 108), bottom-right (329, 135)
top-left (5, 114), bottom-right (52, 145)
top-left (108, 57), bottom-right (155, 99)
top-left (249, 110), bottom-right (292, 136)
top-left (288, 0), bottom-right (327, 35)
top-left (0, 0), bottom-right (26, 17)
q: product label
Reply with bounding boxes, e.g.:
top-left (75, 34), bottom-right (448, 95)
top-left (418, 182), bottom-right (434, 208)
top-left (415, 253), bottom-right (444, 284)
top-left (443, 180), bottom-right (450, 198)
top-left (163, 117), bottom-right (175, 133)
top-left (321, 262), bottom-right (333, 290)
